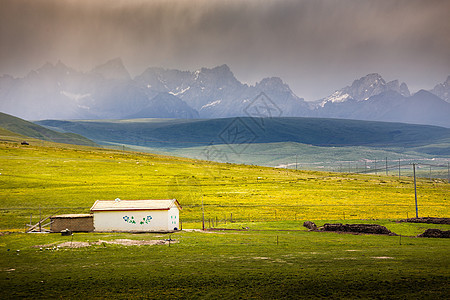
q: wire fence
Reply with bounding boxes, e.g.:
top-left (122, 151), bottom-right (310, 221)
top-left (3, 201), bottom-right (448, 231)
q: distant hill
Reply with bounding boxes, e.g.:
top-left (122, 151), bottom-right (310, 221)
top-left (36, 117), bottom-right (450, 156)
top-left (0, 112), bottom-right (96, 146)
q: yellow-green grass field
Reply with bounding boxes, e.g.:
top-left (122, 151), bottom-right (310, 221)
top-left (0, 139), bottom-right (448, 230)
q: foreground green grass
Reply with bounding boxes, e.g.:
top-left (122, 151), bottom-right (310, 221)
top-left (1, 227), bottom-right (449, 299)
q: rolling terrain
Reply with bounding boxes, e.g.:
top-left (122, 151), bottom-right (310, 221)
top-left (36, 117), bottom-right (450, 175)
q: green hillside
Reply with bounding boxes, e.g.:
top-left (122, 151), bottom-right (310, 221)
top-left (0, 112), bottom-right (96, 146)
top-left (37, 117), bottom-right (450, 150)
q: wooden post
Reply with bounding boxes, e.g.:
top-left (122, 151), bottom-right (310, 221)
top-left (39, 206), bottom-right (42, 232)
top-left (230, 213), bottom-right (233, 223)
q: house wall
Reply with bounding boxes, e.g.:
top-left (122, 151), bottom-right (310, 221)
top-left (168, 207), bottom-right (180, 231)
top-left (51, 216), bottom-right (94, 232)
top-left (93, 209), bottom-right (173, 232)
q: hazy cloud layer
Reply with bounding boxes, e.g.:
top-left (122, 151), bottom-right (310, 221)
top-left (1, 0), bottom-right (449, 100)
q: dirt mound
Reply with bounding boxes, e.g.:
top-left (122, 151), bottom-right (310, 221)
top-left (34, 239), bottom-right (175, 249)
top-left (418, 229), bottom-right (450, 238)
top-left (58, 241), bottom-right (91, 248)
top-left (399, 217), bottom-right (450, 225)
top-left (303, 221), bottom-right (317, 231)
top-left (93, 239), bottom-right (171, 246)
top-left (322, 223), bottom-right (394, 235)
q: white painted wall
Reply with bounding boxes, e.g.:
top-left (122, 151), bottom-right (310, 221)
top-left (93, 209), bottom-right (178, 232)
top-left (168, 207), bottom-right (180, 231)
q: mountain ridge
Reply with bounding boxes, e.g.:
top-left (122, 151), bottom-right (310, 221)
top-left (0, 59), bottom-right (449, 127)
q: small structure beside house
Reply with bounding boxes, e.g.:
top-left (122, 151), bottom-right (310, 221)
top-left (90, 199), bottom-right (181, 232)
top-left (50, 214), bottom-right (94, 233)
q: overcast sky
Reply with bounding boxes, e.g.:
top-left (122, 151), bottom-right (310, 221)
top-left (1, 0), bottom-right (449, 101)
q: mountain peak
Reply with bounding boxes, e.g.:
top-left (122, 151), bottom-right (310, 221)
top-left (197, 64), bottom-right (232, 76)
top-left (430, 75), bottom-right (450, 102)
top-left (257, 77), bottom-right (285, 89)
top-left (194, 64), bottom-right (240, 86)
top-left (90, 58), bottom-right (131, 81)
top-left (347, 73), bottom-right (387, 101)
top-left (212, 64), bottom-right (231, 73)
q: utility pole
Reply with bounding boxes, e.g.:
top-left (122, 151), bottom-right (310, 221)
top-left (375, 159), bottom-right (377, 175)
top-left (201, 196), bottom-right (205, 230)
top-left (295, 155), bottom-right (298, 170)
top-left (398, 159), bottom-right (401, 179)
top-left (429, 165), bottom-right (432, 182)
top-left (385, 157), bottom-right (388, 176)
top-left (413, 163), bottom-right (418, 218)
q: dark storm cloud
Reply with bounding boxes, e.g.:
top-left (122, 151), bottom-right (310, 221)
top-left (1, 0), bottom-right (449, 100)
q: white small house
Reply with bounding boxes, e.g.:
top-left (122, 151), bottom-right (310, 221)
top-left (90, 199), bottom-right (181, 232)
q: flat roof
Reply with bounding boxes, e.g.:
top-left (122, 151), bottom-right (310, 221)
top-left (90, 199), bottom-right (182, 212)
top-left (51, 214), bottom-right (93, 219)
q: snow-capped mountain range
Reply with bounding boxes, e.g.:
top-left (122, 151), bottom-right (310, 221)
top-left (0, 58), bottom-right (449, 127)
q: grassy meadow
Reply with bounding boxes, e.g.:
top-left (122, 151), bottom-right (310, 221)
top-left (0, 139), bottom-right (449, 229)
top-left (1, 138), bottom-right (449, 298)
